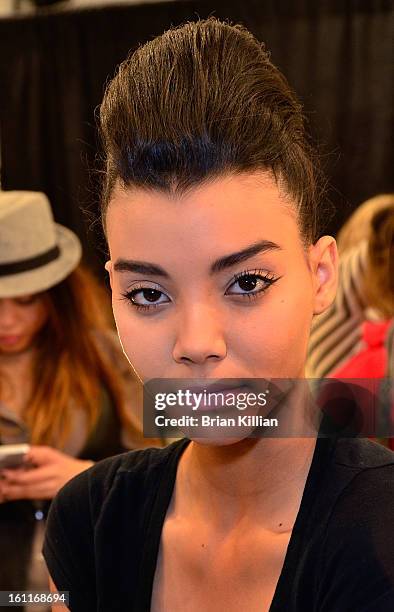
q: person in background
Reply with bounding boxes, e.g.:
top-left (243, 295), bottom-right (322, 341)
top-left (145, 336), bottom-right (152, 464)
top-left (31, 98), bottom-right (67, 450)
top-left (0, 191), bottom-right (161, 610)
top-left (306, 195), bottom-right (394, 447)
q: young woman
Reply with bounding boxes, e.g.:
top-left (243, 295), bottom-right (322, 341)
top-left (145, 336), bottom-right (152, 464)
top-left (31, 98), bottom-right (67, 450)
top-left (0, 191), bottom-right (158, 607)
top-left (306, 195), bottom-right (394, 448)
top-left (43, 18), bottom-right (394, 612)
top-left (307, 194), bottom-right (394, 380)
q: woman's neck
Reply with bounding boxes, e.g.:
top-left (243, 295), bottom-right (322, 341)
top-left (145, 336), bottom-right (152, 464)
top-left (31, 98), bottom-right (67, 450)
top-left (178, 436), bottom-right (316, 531)
top-left (0, 344), bottom-right (36, 378)
top-left (0, 346), bottom-right (36, 419)
top-left (175, 380), bottom-right (319, 531)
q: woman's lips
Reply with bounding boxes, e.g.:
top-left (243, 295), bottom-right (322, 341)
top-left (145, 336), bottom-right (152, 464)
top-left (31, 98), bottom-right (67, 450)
top-left (187, 385), bottom-right (251, 413)
top-left (0, 335), bottom-right (22, 346)
top-left (178, 379), bottom-right (249, 394)
top-left (186, 384), bottom-right (248, 396)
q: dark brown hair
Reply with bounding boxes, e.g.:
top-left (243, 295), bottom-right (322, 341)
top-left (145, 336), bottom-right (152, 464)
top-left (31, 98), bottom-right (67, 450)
top-left (100, 17), bottom-right (329, 246)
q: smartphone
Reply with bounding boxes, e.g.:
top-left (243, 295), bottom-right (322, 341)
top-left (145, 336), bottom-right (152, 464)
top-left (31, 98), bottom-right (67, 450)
top-left (0, 443), bottom-right (30, 470)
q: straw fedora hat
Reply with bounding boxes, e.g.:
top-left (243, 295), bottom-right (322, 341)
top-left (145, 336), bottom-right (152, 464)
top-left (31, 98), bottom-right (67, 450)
top-left (0, 191), bottom-right (82, 298)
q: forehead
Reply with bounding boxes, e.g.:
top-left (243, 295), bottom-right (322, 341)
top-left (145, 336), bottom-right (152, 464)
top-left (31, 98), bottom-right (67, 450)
top-left (106, 172), bottom-right (300, 260)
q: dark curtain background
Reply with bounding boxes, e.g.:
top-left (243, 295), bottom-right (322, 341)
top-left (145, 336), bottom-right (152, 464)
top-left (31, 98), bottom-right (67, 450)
top-left (0, 0), bottom-right (393, 275)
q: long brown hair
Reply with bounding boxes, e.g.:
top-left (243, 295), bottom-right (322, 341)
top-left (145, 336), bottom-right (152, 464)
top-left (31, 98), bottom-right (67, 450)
top-left (1, 264), bottom-right (154, 450)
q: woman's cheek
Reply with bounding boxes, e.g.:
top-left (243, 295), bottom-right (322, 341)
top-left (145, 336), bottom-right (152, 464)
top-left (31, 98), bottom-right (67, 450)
top-left (121, 326), bottom-right (168, 381)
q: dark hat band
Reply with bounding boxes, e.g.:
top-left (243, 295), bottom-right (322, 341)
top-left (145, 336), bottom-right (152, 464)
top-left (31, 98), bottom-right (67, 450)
top-left (0, 245), bottom-right (60, 277)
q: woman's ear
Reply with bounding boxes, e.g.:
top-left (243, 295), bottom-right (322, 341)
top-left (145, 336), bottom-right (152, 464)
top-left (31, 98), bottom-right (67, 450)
top-left (104, 260), bottom-right (113, 290)
top-left (309, 236), bottom-right (339, 315)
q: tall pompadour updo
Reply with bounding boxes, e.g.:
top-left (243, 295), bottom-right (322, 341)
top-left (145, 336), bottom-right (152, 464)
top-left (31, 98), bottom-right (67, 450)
top-left (100, 17), bottom-right (329, 246)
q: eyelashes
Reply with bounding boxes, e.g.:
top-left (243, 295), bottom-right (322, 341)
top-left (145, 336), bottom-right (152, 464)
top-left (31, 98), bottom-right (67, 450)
top-left (14, 295), bottom-right (39, 306)
top-left (121, 286), bottom-right (169, 312)
top-left (119, 269), bottom-right (281, 313)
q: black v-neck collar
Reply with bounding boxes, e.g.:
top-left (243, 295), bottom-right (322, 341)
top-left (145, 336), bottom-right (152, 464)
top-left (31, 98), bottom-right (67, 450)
top-left (269, 436), bottom-right (337, 609)
top-left (134, 436), bottom-right (337, 612)
top-left (134, 438), bottom-right (191, 611)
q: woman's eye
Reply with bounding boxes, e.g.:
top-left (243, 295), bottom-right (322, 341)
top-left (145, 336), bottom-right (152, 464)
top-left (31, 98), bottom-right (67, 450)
top-left (121, 271), bottom-right (279, 312)
top-left (121, 287), bottom-right (170, 310)
top-left (226, 273), bottom-right (276, 297)
top-left (15, 295), bottom-right (38, 306)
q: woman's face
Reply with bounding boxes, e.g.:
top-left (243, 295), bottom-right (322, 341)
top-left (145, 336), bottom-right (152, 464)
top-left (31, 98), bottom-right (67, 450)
top-left (0, 293), bottom-right (49, 355)
top-left (105, 172), bottom-right (338, 389)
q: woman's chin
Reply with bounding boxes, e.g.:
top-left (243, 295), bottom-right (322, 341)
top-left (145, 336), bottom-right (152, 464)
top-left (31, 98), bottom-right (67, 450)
top-left (191, 436), bottom-right (250, 447)
top-left (182, 425), bottom-right (256, 447)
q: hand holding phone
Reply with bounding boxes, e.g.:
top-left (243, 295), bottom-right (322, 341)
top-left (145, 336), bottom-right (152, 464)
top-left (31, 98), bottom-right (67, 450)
top-left (0, 445), bottom-right (93, 502)
top-left (0, 444), bottom-right (30, 470)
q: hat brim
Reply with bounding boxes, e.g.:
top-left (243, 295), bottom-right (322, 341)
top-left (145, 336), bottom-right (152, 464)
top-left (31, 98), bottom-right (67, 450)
top-left (0, 224), bottom-right (82, 298)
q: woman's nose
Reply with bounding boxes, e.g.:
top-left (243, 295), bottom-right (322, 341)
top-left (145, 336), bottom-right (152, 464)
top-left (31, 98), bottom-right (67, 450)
top-left (0, 300), bottom-right (19, 329)
top-left (172, 304), bottom-right (227, 366)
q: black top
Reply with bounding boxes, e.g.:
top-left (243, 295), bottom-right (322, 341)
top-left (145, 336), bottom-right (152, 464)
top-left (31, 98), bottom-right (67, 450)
top-left (43, 437), bottom-right (394, 612)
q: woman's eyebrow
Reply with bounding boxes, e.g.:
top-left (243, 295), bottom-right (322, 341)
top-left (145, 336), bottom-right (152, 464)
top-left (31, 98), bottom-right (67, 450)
top-left (210, 240), bottom-right (282, 274)
top-left (113, 260), bottom-right (169, 277)
top-left (113, 240), bottom-right (282, 278)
